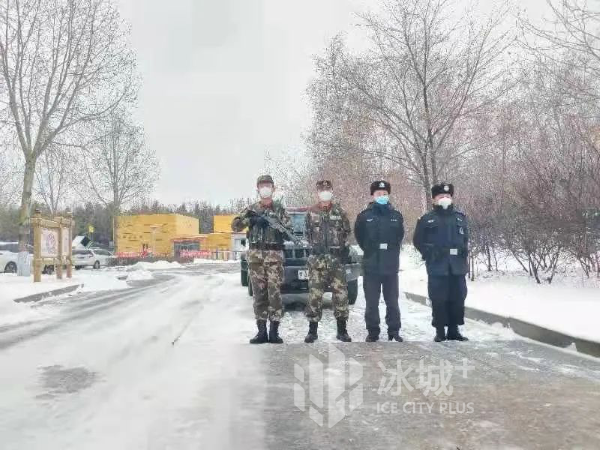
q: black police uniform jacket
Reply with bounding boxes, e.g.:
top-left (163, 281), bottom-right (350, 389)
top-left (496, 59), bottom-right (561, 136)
top-left (354, 202), bottom-right (405, 275)
top-left (413, 205), bottom-right (469, 277)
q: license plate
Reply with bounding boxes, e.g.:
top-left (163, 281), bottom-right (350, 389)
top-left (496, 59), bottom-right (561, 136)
top-left (298, 270), bottom-right (308, 280)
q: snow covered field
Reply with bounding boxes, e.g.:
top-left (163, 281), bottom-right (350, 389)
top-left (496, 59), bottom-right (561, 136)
top-left (401, 246), bottom-right (600, 344)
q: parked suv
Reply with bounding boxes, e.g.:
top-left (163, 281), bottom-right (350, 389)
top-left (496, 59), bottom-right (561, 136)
top-left (240, 208), bottom-right (362, 304)
top-left (73, 248), bottom-right (114, 269)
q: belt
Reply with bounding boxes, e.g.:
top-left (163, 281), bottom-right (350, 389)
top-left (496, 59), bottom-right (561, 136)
top-left (250, 243), bottom-right (283, 251)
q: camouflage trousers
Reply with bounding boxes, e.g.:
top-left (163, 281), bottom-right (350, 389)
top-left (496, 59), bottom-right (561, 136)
top-left (247, 249), bottom-right (284, 322)
top-left (306, 254), bottom-right (349, 322)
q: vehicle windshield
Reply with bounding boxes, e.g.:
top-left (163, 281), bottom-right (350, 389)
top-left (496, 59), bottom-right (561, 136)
top-left (0, 243), bottom-right (19, 253)
top-left (289, 212), bottom-right (306, 234)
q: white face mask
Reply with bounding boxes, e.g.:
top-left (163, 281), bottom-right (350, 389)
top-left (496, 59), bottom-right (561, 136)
top-left (437, 197), bottom-right (453, 209)
top-left (258, 186), bottom-right (273, 199)
top-left (318, 190), bottom-right (333, 202)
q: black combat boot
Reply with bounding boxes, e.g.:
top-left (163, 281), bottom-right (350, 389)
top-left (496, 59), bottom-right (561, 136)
top-left (304, 321), bottom-right (318, 343)
top-left (336, 319), bottom-right (352, 342)
top-left (434, 326), bottom-right (446, 342)
top-left (366, 329), bottom-right (380, 342)
top-left (268, 321), bottom-right (284, 344)
top-left (250, 320), bottom-right (269, 344)
top-left (388, 331), bottom-right (404, 342)
top-left (447, 325), bottom-right (469, 341)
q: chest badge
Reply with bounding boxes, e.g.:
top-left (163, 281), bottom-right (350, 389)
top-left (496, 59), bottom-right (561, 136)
top-left (459, 227), bottom-right (464, 235)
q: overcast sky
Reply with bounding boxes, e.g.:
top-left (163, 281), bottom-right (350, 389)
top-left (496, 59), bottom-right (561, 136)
top-left (115, 0), bottom-right (547, 207)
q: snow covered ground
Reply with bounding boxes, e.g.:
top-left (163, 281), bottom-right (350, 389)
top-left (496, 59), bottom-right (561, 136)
top-left (0, 263), bottom-right (515, 450)
top-left (192, 258), bottom-right (239, 265)
top-left (128, 261), bottom-right (183, 271)
top-left (282, 277), bottom-right (514, 343)
top-left (5, 262), bottom-right (600, 449)
top-left (0, 270), bottom-right (131, 326)
top-left (401, 246), bottom-right (600, 344)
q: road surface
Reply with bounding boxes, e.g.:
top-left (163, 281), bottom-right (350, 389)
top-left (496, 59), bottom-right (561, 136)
top-left (1, 263), bottom-right (599, 449)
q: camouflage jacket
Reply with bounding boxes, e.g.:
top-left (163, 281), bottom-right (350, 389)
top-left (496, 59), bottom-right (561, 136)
top-left (231, 200), bottom-right (292, 247)
top-left (305, 203), bottom-right (351, 255)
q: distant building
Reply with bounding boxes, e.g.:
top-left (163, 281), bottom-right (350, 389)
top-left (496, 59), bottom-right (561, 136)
top-left (213, 214), bottom-right (237, 233)
top-left (116, 213), bottom-right (246, 259)
top-left (172, 215), bottom-right (246, 260)
top-left (117, 214), bottom-right (199, 256)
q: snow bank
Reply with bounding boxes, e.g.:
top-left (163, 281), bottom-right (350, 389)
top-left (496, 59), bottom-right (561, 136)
top-left (0, 273), bottom-right (80, 303)
top-left (400, 245), bottom-right (600, 344)
top-left (77, 273), bottom-right (129, 292)
top-left (0, 275), bottom-right (61, 325)
top-left (0, 270), bottom-right (129, 326)
top-left (192, 258), bottom-right (239, 265)
top-left (466, 273), bottom-right (600, 344)
top-left (126, 270), bottom-right (154, 281)
top-left (128, 261), bottom-right (183, 271)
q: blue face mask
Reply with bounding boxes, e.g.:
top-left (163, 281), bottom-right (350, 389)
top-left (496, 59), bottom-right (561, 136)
top-left (375, 195), bottom-right (389, 205)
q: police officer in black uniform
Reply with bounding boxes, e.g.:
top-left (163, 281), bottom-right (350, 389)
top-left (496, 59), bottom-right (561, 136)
top-left (354, 181), bottom-right (405, 342)
top-left (413, 182), bottom-right (469, 342)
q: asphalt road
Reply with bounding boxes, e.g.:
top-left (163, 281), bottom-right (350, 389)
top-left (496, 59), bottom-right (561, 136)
top-left (1, 263), bottom-right (599, 449)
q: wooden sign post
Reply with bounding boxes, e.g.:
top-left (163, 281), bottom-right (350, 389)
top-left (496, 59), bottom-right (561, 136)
top-left (31, 209), bottom-right (74, 283)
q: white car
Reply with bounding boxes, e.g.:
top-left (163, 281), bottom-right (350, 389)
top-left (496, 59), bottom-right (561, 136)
top-left (0, 242), bottom-right (19, 273)
top-left (73, 248), bottom-right (114, 270)
top-left (0, 242), bottom-right (54, 274)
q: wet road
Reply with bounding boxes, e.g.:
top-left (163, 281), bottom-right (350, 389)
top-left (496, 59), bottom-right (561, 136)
top-left (1, 264), bottom-right (599, 449)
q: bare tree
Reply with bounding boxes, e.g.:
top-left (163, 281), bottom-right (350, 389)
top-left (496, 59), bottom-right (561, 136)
top-left (79, 110), bottom-right (158, 249)
top-left (0, 147), bottom-right (18, 207)
top-left (34, 143), bottom-right (72, 215)
top-left (0, 0), bottom-right (137, 273)
top-left (520, 0), bottom-right (600, 102)
top-left (310, 0), bottom-right (513, 207)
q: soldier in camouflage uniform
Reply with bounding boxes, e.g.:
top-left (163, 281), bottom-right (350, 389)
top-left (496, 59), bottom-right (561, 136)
top-left (304, 180), bottom-right (352, 343)
top-left (232, 175), bottom-right (292, 344)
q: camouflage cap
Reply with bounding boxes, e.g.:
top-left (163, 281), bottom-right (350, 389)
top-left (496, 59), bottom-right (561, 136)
top-left (316, 180), bottom-right (333, 190)
top-left (256, 174), bottom-right (274, 186)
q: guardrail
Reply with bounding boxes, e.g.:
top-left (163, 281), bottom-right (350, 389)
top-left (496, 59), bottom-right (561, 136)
top-left (108, 249), bottom-right (246, 266)
top-left (187, 250), bottom-right (244, 261)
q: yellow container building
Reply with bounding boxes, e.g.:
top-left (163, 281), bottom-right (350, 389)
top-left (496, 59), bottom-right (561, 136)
top-left (213, 215), bottom-right (237, 233)
top-left (206, 232), bottom-right (232, 251)
top-left (117, 214), bottom-right (199, 256)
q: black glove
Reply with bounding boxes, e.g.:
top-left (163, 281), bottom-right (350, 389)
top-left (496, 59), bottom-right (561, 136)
top-left (257, 216), bottom-right (269, 228)
top-left (249, 214), bottom-right (268, 229)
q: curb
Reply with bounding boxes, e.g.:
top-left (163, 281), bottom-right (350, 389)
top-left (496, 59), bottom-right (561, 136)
top-left (403, 291), bottom-right (600, 359)
top-left (14, 284), bottom-right (82, 303)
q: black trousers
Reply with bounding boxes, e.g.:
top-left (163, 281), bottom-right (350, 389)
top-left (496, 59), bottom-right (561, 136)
top-left (428, 275), bottom-right (467, 328)
top-left (363, 273), bottom-right (401, 333)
